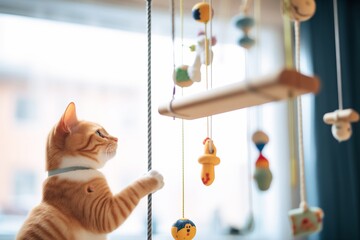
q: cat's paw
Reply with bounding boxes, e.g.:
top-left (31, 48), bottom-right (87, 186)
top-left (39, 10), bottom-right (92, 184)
top-left (146, 170), bottom-right (164, 192)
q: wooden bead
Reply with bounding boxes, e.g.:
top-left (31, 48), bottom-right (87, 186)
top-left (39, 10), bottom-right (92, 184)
top-left (331, 121), bottom-right (352, 142)
top-left (283, 0), bottom-right (316, 22)
top-left (323, 109), bottom-right (360, 124)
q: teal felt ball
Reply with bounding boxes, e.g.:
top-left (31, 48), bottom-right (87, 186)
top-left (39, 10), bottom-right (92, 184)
top-left (234, 15), bottom-right (255, 32)
top-left (238, 36), bottom-right (255, 49)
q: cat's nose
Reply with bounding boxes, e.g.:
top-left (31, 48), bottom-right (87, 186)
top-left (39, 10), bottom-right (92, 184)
top-left (113, 137), bottom-right (118, 142)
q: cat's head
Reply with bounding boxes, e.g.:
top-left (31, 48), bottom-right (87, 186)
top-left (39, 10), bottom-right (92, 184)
top-left (46, 102), bottom-right (118, 171)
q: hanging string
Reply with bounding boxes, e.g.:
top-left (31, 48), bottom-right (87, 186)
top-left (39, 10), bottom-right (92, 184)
top-left (181, 117), bottom-right (185, 218)
top-left (333, 0), bottom-right (343, 110)
top-left (294, 20), bottom-right (307, 210)
top-left (246, 106), bottom-right (254, 220)
top-left (145, 0), bottom-right (153, 239)
top-left (171, 0), bottom-right (176, 100)
top-left (180, 0), bottom-right (184, 64)
top-left (283, 10), bottom-right (297, 187)
top-left (205, 0), bottom-right (213, 152)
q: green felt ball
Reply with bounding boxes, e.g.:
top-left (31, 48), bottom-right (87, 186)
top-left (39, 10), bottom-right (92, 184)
top-left (254, 167), bottom-right (273, 191)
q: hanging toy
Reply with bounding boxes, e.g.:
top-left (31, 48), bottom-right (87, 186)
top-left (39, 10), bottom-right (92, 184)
top-left (282, 0), bottom-right (316, 22)
top-left (198, 138), bottom-right (220, 186)
top-left (321, 0), bottom-right (359, 142)
top-left (171, 218), bottom-right (197, 240)
top-left (323, 109), bottom-right (359, 142)
top-left (192, 2), bottom-right (213, 24)
top-left (174, 2), bottom-right (216, 88)
top-left (283, 1), bottom-right (324, 237)
top-left (289, 205), bottom-right (324, 237)
top-left (233, 0), bottom-right (255, 49)
top-left (174, 1), bottom-right (214, 88)
top-left (234, 15), bottom-right (255, 49)
top-left (174, 32), bottom-right (217, 88)
top-left (252, 130), bottom-right (273, 191)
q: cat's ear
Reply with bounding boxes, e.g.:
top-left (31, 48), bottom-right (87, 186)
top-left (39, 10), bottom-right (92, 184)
top-left (59, 102), bottom-right (78, 133)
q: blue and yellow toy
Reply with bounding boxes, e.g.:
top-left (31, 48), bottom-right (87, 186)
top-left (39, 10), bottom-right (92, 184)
top-left (171, 218), bottom-right (197, 240)
top-left (192, 2), bottom-right (213, 23)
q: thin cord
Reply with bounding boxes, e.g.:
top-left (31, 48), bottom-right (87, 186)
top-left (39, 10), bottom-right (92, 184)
top-left (205, 0), bottom-right (213, 151)
top-left (145, 0), bottom-right (153, 239)
top-left (179, 0), bottom-right (185, 218)
top-left (171, 0), bottom-right (176, 99)
top-left (180, 0), bottom-right (184, 64)
top-left (247, 109), bottom-right (254, 214)
top-left (181, 118), bottom-right (185, 218)
top-left (333, 0), bottom-right (343, 110)
top-left (294, 21), bottom-right (307, 210)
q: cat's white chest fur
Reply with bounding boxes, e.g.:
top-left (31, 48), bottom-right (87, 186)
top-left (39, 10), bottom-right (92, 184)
top-left (75, 229), bottom-right (107, 240)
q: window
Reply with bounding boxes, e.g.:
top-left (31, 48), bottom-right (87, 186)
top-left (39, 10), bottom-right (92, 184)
top-left (0, 7), bottom-right (294, 239)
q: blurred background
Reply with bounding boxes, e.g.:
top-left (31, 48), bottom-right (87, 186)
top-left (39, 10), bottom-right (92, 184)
top-left (0, 0), bottom-right (359, 239)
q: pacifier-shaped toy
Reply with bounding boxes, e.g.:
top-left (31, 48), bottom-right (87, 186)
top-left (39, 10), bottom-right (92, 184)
top-left (252, 130), bottom-right (273, 191)
top-left (323, 109), bottom-right (359, 142)
top-left (171, 218), bottom-right (197, 240)
top-left (198, 138), bottom-right (220, 186)
top-left (289, 203), bottom-right (324, 237)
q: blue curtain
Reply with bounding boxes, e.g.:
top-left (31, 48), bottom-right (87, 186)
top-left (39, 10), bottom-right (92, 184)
top-left (306, 0), bottom-right (360, 239)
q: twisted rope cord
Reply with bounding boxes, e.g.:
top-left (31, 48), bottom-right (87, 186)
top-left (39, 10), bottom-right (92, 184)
top-left (146, 0), bottom-right (153, 239)
top-left (333, 0), bottom-right (343, 110)
top-left (294, 20), bottom-right (307, 210)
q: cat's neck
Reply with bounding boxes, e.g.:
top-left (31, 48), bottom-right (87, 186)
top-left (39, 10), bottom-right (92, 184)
top-left (48, 166), bottom-right (93, 177)
top-left (59, 155), bottom-right (105, 169)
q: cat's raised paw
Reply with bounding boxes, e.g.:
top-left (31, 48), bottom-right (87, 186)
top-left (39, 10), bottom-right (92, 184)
top-left (147, 170), bottom-right (164, 192)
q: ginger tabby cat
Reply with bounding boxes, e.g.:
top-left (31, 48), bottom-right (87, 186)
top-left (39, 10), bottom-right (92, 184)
top-left (17, 102), bottom-right (164, 240)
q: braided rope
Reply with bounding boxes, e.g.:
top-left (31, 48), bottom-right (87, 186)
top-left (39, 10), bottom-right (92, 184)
top-left (333, 0), bottom-right (343, 110)
top-left (146, 0), bottom-right (152, 239)
top-left (294, 21), bottom-right (307, 210)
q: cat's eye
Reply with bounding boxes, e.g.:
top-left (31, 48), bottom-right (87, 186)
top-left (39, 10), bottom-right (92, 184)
top-left (95, 130), bottom-right (105, 138)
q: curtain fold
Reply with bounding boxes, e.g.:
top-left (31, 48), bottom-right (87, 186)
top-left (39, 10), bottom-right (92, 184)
top-left (306, 0), bottom-right (360, 239)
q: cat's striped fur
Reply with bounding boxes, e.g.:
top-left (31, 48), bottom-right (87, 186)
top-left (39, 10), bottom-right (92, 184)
top-left (16, 102), bottom-right (164, 240)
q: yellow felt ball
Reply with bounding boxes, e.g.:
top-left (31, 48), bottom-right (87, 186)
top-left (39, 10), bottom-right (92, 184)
top-left (192, 2), bottom-right (213, 23)
top-left (171, 219), bottom-right (196, 240)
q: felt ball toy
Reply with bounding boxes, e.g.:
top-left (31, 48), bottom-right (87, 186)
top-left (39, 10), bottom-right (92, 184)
top-left (288, 206), bottom-right (324, 237)
top-left (252, 130), bottom-right (269, 152)
top-left (323, 108), bottom-right (359, 142)
top-left (283, 0), bottom-right (316, 22)
top-left (198, 138), bottom-right (220, 186)
top-left (254, 154), bottom-right (272, 191)
top-left (171, 219), bottom-right (197, 240)
top-left (238, 36), bottom-right (255, 49)
top-left (192, 2), bottom-right (213, 23)
top-left (234, 15), bottom-right (255, 33)
top-left (174, 66), bottom-right (194, 88)
top-left (252, 131), bottom-right (272, 191)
